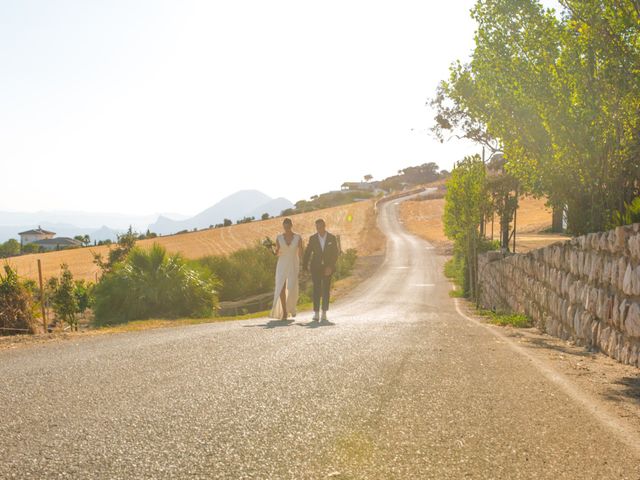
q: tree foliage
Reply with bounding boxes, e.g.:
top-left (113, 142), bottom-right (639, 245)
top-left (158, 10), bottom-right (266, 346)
top-left (0, 239), bottom-right (21, 258)
top-left (92, 226), bottom-right (138, 273)
top-left (50, 264), bottom-right (80, 331)
top-left (0, 265), bottom-right (37, 334)
top-left (443, 155), bottom-right (490, 298)
top-left (433, 0), bottom-right (640, 235)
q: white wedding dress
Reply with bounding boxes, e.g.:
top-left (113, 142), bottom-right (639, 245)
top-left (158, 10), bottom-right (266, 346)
top-left (270, 234), bottom-right (300, 319)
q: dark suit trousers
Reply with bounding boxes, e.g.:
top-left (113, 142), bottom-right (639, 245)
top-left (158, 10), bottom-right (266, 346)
top-left (311, 270), bottom-right (332, 312)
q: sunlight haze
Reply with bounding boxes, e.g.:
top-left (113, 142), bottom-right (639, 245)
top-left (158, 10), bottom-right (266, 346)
top-left (2, 1), bottom-right (482, 215)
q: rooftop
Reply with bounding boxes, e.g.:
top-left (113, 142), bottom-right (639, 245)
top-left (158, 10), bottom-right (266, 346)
top-left (31, 237), bottom-right (82, 247)
top-left (18, 226), bottom-right (56, 236)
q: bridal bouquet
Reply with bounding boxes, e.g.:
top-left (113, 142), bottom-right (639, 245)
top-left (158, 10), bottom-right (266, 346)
top-left (262, 237), bottom-right (276, 255)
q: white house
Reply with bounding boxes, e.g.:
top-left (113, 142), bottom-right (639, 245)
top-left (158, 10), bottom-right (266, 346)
top-left (18, 227), bottom-right (55, 246)
top-left (18, 227), bottom-right (82, 251)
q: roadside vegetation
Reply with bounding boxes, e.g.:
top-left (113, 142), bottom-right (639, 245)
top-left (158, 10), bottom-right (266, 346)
top-left (477, 310), bottom-right (532, 329)
top-left (1, 222), bottom-right (362, 334)
top-left (195, 244), bottom-right (277, 302)
top-left (438, 0), bottom-right (640, 307)
top-left (93, 244), bottom-right (219, 326)
top-left (0, 265), bottom-right (38, 334)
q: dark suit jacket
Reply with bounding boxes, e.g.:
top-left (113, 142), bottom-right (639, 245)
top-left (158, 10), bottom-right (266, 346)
top-left (303, 232), bottom-right (340, 275)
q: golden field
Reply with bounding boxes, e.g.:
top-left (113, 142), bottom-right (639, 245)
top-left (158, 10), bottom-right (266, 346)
top-left (4, 200), bottom-right (384, 283)
top-left (400, 195), bottom-right (571, 253)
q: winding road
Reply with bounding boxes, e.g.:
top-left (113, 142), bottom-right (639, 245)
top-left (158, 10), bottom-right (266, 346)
top-left (1, 196), bottom-right (639, 479)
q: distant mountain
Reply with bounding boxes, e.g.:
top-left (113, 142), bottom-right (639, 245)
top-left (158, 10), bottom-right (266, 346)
top-left (0, 210), bottom-right (162, 231)
top-left (149, 190), bottom-right (294, 235)
top-left (0, 191), bottom-right (293, 242)
top-left (246, 197), bottom-right (295, 219)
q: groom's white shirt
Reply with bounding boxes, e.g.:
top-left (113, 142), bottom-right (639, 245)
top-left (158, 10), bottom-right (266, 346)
top-left (318, 232), bottom-right (327, 251)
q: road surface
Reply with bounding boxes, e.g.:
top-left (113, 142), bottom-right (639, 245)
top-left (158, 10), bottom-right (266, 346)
top-left (1, 196), bottom-right (639, 479)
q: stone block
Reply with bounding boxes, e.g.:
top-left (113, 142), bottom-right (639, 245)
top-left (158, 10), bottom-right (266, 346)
top-left (623, 263), bottom-right (635, 295)
top-left (615, 226), bottom-right (627, 252)
top-left (598, 232), bottom-right (608, 251)
top-left (629, 234), bottom-right (640, 260)
top-left (607, 230), bottom-right (617, 253)
top-left (624, 302), bottom-right (640, 338)
top-left (618, 257), bottom-right (628, 292)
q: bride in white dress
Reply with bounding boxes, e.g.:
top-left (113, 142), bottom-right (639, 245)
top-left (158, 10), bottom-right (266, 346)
top-left (270, 218), bottom-right (303, 320)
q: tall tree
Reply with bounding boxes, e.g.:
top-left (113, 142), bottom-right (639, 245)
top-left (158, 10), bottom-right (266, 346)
top-left (433, 0), bottom-right (640, 234)
top-left (443, 155), bottom-right (489, 298)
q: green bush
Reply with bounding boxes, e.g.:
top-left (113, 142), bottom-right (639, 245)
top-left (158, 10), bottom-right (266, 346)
top-left (93, 244), bottom-right (219, 325)
top-left (334, 248), bottom-right (357, 280)
top-left (196, 244), bottom-right (277, 301)
top-left (444, 256), bottom-right (467, 297)
top-left (0, 239), bottom-right (20, 258)
top-left (50, 264), bottom-right (80, 331)
top-left (0, 265), bottom-right (37, 334)
top-left (611, 197), bottom-right (640, 227)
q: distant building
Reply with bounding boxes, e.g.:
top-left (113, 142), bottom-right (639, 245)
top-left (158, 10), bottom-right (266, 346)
top-left (30, 237), bottom-right (83, 251)
top-left (18, 226), bottom-right (55, 246)
top-left (341, 181), bottom-right (385, 194)
top-left (18, 227), bottom-right (82, 252)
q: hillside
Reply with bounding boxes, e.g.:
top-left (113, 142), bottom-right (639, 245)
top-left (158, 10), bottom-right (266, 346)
top-left (400, 195), bottom-right (570, 253)
top-left (5, 200), bottom-right (382, 282)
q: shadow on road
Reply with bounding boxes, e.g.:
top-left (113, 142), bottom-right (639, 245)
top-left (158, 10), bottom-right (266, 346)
top-left (244, 319), bottom-right (296, 329)
top-left (297, 320), bottom-right (336, 328)
top-left (604, 376), bottom-right (640, 405)
top-left (243, 319), bottom-right (336, 329)
top-left (503, 330), bottom-right (595, 358)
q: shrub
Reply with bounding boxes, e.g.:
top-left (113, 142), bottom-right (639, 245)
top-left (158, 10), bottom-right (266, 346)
top-left (611, 197), bottom-right (640, 227)
top-left (444, 256), bottom-right (466, 296)
top-left (0, 265), bottom-right (37, 335)
top-left (93, 227), bottom-right (138, 273)
top-left (334, 248), bottom-right (357, 280)
top-left (196, 244), bottom-right (277, 301)
top-left (0, 239), bottom-right (20, 258)
top-left (93, 244), bottom-right (219, 325)
top-left (74, 280), bottom-right (93, 314)
top-left (50, 264), bottom-right (80, 331)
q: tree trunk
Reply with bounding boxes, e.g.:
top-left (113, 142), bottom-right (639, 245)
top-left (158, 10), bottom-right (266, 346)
top-left (552, 206), bottom-right (564, 233)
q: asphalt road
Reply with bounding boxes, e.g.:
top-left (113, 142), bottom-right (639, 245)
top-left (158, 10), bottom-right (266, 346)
top-left (2, 197), bottom-right (639, 479)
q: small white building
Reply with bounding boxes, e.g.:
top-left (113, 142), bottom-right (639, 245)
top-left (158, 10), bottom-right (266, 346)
top-left (18, 227), bottom-right (55, 246)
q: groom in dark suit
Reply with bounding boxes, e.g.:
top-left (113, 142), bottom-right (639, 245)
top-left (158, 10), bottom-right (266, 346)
top-left (303, 219), bottom-right (340, 322)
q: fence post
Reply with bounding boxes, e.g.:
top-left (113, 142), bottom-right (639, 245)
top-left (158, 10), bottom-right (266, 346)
top-left (37, 259), bottom-right (47, 333)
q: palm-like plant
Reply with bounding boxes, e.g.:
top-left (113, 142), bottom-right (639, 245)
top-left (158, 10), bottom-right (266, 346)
top-left (611, 197), bottom-right (640, 227)
top-left (93, 243), bottom-right (219, 324)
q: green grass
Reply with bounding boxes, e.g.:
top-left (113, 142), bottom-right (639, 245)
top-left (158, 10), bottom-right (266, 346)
top-left (477, 309), bottom-right (532, 328)
top-left (448, 288), bottom-right (466, 298)
top-left (444, 257), bottom-right (467, 298)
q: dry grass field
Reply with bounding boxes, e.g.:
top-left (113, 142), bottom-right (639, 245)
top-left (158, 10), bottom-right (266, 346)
top-left (400, 195), bottom-right (570, 253)
top-left (5, 200), bottom-right (384, 282)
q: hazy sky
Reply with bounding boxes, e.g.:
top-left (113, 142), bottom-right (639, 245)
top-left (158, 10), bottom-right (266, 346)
top-left (0, 1), bottom-right (557, 216)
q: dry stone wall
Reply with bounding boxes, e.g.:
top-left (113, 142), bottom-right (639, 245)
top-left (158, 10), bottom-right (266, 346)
top-left (478, 224), bottom-right (640, 367)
